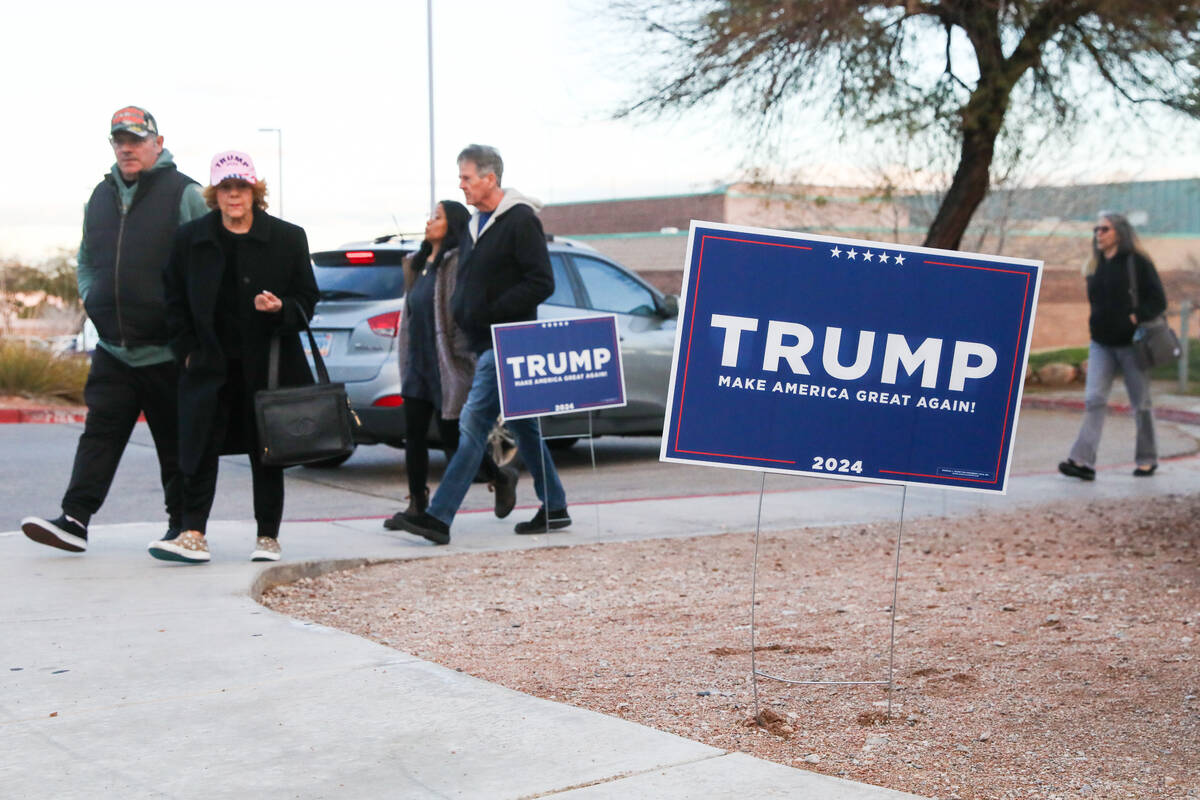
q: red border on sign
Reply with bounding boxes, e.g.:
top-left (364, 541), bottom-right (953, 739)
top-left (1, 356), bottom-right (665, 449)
top-left (877, 259), bottom-right (1031, 485)
top-left (494, 317), bottom-right (625, 419)
top-left (670, 242), bottom-right (1032, 482)
top-left (673, 235), bottom-right (810, 465)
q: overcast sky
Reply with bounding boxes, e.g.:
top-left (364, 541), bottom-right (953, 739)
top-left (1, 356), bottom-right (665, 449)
top-left (3, 0), bottom-right (1197, 262)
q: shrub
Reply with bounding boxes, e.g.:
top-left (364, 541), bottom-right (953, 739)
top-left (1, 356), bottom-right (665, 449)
top-left (0, 338), bottom-right (89, 403)
top-left (1028, 340), bottom-right (1200, 391)
top-left (1027, 346), bottom-right (1088, 373)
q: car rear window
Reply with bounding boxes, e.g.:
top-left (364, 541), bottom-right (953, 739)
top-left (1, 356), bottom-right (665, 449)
top-left (311, 249), bottom-right (411, 301)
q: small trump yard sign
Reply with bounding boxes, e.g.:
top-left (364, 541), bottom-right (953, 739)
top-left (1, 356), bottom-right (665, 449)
top-left (492, 314), bottom-right (627, 421)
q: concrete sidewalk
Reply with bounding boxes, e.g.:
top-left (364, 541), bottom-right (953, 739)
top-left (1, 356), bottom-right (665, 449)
top-left (2, 517), bottom-right (935, 799)
top-left (3, 391), bottom-right (1199, 798)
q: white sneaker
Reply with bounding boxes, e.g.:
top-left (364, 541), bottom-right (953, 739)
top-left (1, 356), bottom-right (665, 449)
top-left (148, 530), bottom-right (210, 563)
top-left (251, 536), bottom-right (281, 562)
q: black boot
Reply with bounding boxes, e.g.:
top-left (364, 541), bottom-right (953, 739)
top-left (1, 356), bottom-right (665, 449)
top-left (404, 486), bottom-right (430, 516)
top-left (383, 487), bottom-right (429, 530)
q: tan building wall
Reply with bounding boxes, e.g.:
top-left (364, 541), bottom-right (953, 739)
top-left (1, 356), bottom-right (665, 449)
top-left (575, 228), bottom-right (1198, 277)
top-left (540, 191), bottom-right (727, 236)
top-left (542, 183), bottom-right (909, 238)
top-left (545, 187), bottom-right (1200, 351)
top-left (723, 185), bottom-right (911, 233)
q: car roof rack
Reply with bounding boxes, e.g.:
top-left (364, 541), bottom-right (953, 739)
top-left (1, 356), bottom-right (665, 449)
top-left (544, 234), bottom-right (596, 251)
top-left (371, 233), bottom-right (421, 244)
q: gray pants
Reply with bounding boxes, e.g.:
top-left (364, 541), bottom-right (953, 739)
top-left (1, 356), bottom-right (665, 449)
top-left (1068, 340), bottom-right (1157, 469)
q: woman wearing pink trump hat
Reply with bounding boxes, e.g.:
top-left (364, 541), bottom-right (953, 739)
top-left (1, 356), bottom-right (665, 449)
top-left (152, 151), bottom-right (318, 564)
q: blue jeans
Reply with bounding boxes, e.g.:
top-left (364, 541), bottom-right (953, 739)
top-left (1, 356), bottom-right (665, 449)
top-left (1068, 340), bottom-right (1157, 469)
top-left (427, 349), bottom-right (566, 526)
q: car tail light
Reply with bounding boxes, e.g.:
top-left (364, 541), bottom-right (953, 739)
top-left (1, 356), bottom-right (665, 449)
top-left (367, 310), bottom-right (401, 337)
top-left (372, 395), bottom-right (404, 407)
top-left (345, 251), bottom-right (376, 264)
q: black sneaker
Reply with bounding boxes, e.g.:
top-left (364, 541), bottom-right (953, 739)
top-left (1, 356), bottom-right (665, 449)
top-left (1057, 460), bottom-right (1095, 481)
top-left (514, 506), bottom-right (571, 534)
top-left (490, 467), bottom-right (519, 519)
top-left (21, 514), bottom-right (88, 552)
top-left (391, 511), bottom-right (451, 545)
top-left (382, 510), bottom-right (422, 530)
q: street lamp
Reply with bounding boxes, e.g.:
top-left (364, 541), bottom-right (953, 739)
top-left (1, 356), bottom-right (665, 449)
top-left (258, 127), bottom-right (282, 219)
top-left (426, 0), bottom-right (436, 214)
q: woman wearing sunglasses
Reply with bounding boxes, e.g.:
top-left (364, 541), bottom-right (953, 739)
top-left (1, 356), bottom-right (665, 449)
top-left (1059, 212), bottom-right (1166, 481)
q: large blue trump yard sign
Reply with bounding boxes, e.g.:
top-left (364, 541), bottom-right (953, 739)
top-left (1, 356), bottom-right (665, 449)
top-left (492, 315), bottom-right (626, 421)
top-left (661, 222), bottom-right (1043, 493)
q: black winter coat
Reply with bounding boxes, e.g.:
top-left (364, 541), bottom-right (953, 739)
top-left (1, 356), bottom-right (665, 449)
top-left (164, 210), bottom-right (319, 472)
top-left (1086, 250), bottom-right (1167, 347)
top-left (451, 202), bottom-right (553, 353)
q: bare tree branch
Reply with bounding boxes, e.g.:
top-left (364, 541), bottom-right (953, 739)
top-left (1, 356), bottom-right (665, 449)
top-left (612, 0), bottom-right (1200, 249)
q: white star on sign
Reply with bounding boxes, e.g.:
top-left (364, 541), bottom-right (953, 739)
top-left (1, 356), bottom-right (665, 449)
top-left (878, 252), bottom-right (890, 264)
top-left (830, 246), bottom-right (842, 258)
top-left (863, 250), bottom-right (874, 262)
top-left (847, 249), bottom-right (858, 260)
top-left (894, 253), bottom-right (906, 266)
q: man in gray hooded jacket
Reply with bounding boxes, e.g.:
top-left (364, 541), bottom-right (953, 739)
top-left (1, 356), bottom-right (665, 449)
top-left (393, 144), bottom-right (570, 545)
top-left (21, 106), bottom-right (207, 553)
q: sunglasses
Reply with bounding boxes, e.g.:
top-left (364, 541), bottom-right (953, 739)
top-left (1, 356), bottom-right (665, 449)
top-left (109, 133), bottom-right (153, 148)
top-left (1093, 225), bottom-right (1112, 233)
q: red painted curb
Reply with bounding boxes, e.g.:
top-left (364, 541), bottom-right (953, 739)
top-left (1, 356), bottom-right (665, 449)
top-left (0, 408), bottom-right (89, 424)
top-left (1022, 395), bottom-right (1200, 426)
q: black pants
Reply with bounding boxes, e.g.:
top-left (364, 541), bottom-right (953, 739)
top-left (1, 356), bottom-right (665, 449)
top-left (62, 347), bottom-right (181, 528)
top-left (181, 361), bottom-right (283, 538)
top-left (403, 395), bottom-right (500, 499)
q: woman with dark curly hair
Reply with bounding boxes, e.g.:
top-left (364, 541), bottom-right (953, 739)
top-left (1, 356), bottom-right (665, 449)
top-left (1059, 211), bottom-right (1167, 481)
top-left (384, 200), bottom-right (517, 528)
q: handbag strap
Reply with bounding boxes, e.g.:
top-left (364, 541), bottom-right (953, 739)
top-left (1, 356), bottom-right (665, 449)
top-left (1125, 253), bottom-right (1140, 312)
top-left (267, 314), bottom-right (331, 390)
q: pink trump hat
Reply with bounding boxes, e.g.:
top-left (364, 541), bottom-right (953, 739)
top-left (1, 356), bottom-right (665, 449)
top-left (209, 150), bottom-right (257, 186)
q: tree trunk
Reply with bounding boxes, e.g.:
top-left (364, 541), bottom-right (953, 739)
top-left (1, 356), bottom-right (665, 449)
top-left (922, 127), bottom-right (997, 251)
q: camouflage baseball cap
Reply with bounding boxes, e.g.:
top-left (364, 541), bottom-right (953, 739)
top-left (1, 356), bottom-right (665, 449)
top-left (110, 106), bottom-right (159, 138)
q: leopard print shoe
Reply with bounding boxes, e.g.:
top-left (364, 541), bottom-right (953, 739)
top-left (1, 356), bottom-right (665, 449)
top-left (148, 530), bottom-right (211, 564)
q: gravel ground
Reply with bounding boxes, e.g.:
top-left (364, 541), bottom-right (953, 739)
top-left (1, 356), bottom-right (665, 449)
top-left (262, 495), bottom-right (1199, 800)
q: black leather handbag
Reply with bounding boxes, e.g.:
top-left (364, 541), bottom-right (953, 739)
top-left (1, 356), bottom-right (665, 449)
top-left (254, 323), bottom-right (357, 467)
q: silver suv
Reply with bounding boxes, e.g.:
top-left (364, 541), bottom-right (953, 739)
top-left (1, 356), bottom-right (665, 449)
top-left (307, 235), bottom-right (678, 467)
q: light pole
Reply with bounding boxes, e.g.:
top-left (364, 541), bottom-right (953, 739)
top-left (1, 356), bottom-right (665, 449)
top-left (426, 0), bottom-right (436, 214)
top-left (258, 127), bottom-right (283, 218)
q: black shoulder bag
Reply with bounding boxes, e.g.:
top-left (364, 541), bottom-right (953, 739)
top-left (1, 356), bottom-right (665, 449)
top-left (254, 321), bottom-right (358, 467)
top-left (1126, 254), bottom-right (1180, 369)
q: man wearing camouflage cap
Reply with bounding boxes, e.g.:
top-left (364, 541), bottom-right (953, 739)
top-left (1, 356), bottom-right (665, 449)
top-left (21, 106), bottom-right (207, 554)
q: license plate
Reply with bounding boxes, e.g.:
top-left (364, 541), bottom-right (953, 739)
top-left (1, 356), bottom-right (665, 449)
top-left (305, 332), bottom-right (332, 357)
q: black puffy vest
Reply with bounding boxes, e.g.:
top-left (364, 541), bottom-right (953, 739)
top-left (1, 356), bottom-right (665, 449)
top-left (83, 165), bottom-right (196, 346)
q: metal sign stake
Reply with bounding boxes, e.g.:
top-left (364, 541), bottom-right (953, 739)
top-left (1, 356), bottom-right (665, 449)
top-left (537, 417), bottom-right (549, 532)
top-left (588, 410), bottom-right (599, 533)
top-left (750, 480), bottom-right (907, 723)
